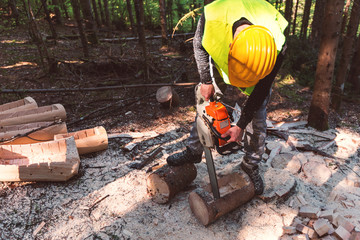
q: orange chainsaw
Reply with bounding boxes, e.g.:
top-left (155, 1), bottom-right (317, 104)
top-left (197, 96), bottom-right (242, 155)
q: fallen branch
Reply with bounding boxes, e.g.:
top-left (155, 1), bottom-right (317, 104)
top-left (296, 144), bottom-right (336, 159)
top-left (0, 82), bottom-right (198, 94)
top-left (130, 146), bottom-right (164, 170)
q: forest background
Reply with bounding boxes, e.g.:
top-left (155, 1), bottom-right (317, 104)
top-left (0, 0), bottom-right (360, 133)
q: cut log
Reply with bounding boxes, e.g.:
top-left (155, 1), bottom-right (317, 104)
top-left (188, 170), bottom-right (255, 226)
top-left (0, 122), bottom-right (68, 144)
top-left (0, 137), bottom-right (80, 181)
top-left (156, 86), bottom-right (179, 108)
top-left (0, 97), bottom-right (38, 114)
top-left (146, 163), bottom-right (197, 204)
top-left (0, 104), bottom-right (66, 127)
top-left (54, 126), bottom-right (108, 155)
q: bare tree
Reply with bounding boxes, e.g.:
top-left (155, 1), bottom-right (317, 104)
top-left (103, 0), bottom-right (111, 28)
top-left (52, 0), bottom-right (63, 25)
top-left (332, 0), bottom-right (360, 110)
top-left (310, 0), bottom-right (326, 48)
top-left (41, 0), bottom-right (57, 40)
top-left (348, 36), bottom-right (360, 94)
top-left (97, 0), bottom-right (105, 25)
top-left (126, 0), bottom-right (136, 36)
top-left (284, 0), bottom-right (293, 36)
top-left (134, 0), bottom-right (149, 80)
top-left (79, 0), bottom-right (98, 44)
top-left (70, 0), bottom-right (89, 57)
top-left (9, 0), bottom-right (20, 25)
top-left (308, 0), bottom-right (344, 130)
top-left (292, 0), bottom-right (299, 36)
top-left (91, 0), bottom-right (101, 27)
top-left (159, 0), bottom-right (168, 48)
top-left (300, 0), bottom-right (312, 40)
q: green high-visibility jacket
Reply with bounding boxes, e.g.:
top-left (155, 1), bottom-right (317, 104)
top-left (202, 0), bottom-right (288, 95)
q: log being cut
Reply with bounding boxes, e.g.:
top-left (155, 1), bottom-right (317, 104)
top-left (188, 170), bottom-right (255, 226)
top-left (0, 122), bottom-right (68, 145)
top-left (0, 137), bottom-right (80, 181)
top-left (0, 97), bottom-right (38, 114)
top-left (146, 163), bottom-right (197, 204)
top-left (0, 104), bottom-right (66, 127)
top-left (54, 126), bottom-right (108, 155)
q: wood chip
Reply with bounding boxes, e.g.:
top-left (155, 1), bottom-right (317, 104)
top-left (33, 221), bottom-right (46, 237)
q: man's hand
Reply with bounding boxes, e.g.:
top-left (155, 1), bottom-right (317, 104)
top-left (221, 126), bottom-right (244, 143)
top-left (200, 83), bottom-right (215, 101)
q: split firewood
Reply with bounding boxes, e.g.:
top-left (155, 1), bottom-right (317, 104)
top-left (0, 121), bottom-right (67, 145)
top-left (267, 129), bottom-right (296, 150)
top-left (147, 163), bottom-right (197, 204)
top-left (130, 146), bottom-right (164, 170)
top-left (0, 96), bottom-right (37, 114)
top-left (54, 126), bottom-right (108, 155)
top-left (156, 86), bottom-right (180, 108)
top-left (0, 104), bottom-right (66, 127)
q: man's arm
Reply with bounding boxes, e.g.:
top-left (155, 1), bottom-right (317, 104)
top-left (237, 46), bottom-right (286, 129)
top-left (193, 14), bottom-right (212, 84)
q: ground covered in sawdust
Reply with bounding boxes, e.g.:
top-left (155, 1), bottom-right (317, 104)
top-left (0, 20), bottom-right (360, 240)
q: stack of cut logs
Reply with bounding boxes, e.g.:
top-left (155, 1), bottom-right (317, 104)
top-left (281, 205), bottom-right (360, 240)
top-left (0, 97), bottom-right (108, 182)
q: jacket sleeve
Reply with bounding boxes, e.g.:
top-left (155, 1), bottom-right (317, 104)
top-left (193, 14), bottom-right (213, 84)
top-left (236, 46), bottom-right (286, 129)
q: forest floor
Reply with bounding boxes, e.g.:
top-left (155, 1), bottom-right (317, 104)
top-left (0, 20), bottom-right (360, 240)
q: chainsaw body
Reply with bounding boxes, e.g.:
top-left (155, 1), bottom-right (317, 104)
top-left (195, 86), bottom-right (241, 155)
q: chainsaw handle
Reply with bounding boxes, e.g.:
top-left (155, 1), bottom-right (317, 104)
top-left (202, 116), bottom-right (230, 141)
top-left (216, 141), bottom-right (242, 155)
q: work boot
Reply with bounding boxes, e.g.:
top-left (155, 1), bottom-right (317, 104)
top-left (240, 161), bottom-right (264, 195)
top-left (166, 147), bottom-right (202, 166)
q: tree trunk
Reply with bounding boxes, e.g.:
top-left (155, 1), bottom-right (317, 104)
top-left (91, 0), bottom-right (101, 27)
top-left (284, 0), bottom-right (293, 37)
top-left (24, 0), bottom-right (57, 72)
top-left (79, 0), bottom-right (98, 44)
top-left (310, 0), bottom-right (326, 48)
top-left (97, 0), bottom-right (105, 25)
top-left (292, 0), bottom-right (299, 36)
top-left (300, 0), bottom-right (312, 40)
top-left (332, 0), bottom-right (360, 109)
top-left (103, 0), bottom-right (111, 28)
top-left (52, 0), bottom-right (63, 25)
top-left (60, 0), bottom-right (69, 19)
top-left (166, 0), bottom-right (173, 31)
top-left (126, 0), bottom-right (136, 36)
top-left (70, 0), bottom-right (89, 57)
top-left (340, 0), bottom-right (351, 40)
top-left (159, 0), bottom-right (168, 47)
top-left (147, 164), bottom-right (197, 204)
top-left (308, 0), bottom-right (344, 131)
top-left (348, 36), bottom-right (360, 93)
top-left (42, 0), bottom-right (57, 40)
top-left (9, 0), bottom-right (20, 25)
top-left (134, 0), bottom-right (149, 80)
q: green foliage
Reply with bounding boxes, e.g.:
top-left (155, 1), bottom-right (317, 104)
top-left (282, 36), bottom-right (318, 88)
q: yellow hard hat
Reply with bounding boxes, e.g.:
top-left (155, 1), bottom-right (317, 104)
top-left (228, 25), bottom-right (277, 88)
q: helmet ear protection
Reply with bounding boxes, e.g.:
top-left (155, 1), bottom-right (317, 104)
top-left (228, 25), bottom-right (277, 88)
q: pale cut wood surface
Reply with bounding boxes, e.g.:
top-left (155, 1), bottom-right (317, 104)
top-left (0, 97), bottom-right (38, 114)
top-left (0, 122), bottom-right (68, 144)
top-left (54, 126), bottom-right (108, 155)
top-left (0, 104), bottom-right (67, 127)
top-left (0, 136), bottom-right (80, 181)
